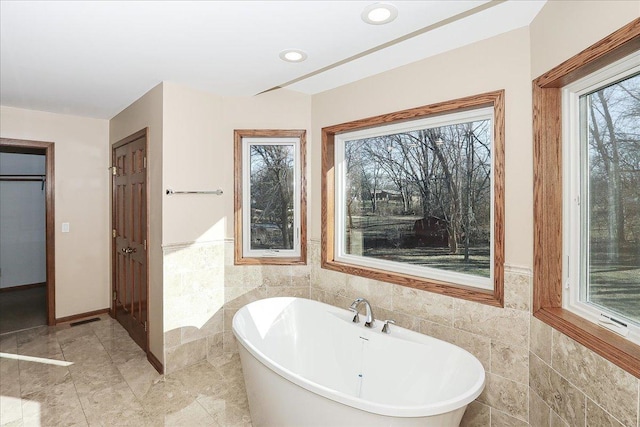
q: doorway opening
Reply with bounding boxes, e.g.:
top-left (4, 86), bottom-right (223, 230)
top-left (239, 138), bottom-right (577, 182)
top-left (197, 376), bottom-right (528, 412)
top-left (0, 138), bottom-right (55, 334)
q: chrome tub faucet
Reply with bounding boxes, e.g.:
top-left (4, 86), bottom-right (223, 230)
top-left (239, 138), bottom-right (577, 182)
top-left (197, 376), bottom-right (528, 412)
top-left (349, 297), bottom-right (375, 328)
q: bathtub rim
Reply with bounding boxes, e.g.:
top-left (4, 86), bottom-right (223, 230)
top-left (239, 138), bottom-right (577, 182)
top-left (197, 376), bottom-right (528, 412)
top-left (232, 297), bottom-right (486, 418)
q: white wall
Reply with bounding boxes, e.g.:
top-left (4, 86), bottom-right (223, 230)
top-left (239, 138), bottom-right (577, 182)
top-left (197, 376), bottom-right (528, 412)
top-left (0, 152), bottom-right (46, 288)
top-left (0, 106), bottom-right (110, 318)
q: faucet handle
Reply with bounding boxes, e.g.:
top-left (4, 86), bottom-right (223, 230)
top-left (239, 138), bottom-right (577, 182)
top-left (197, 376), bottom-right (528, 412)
top-left (349, 307), bottom-right (360, 323)
top-left (381, 319), bottom-right (396, 334)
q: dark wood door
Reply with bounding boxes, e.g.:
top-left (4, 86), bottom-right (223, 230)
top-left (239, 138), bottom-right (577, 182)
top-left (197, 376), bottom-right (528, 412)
top-left (112, 131), bottom-right (147, 351)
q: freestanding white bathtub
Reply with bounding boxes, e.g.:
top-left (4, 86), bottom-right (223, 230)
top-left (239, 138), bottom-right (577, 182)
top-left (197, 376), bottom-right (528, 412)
top-left (232, 297), bottom-right (485, 427)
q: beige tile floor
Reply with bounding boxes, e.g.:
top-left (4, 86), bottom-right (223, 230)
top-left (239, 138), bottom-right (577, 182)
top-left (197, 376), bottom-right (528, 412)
top-left (0, 315), bottom-right (251, 426)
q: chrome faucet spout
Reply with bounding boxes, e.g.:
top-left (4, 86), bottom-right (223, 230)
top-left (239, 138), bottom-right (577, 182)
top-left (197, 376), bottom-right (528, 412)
top-left (349, 298), bottom-right (375, 328)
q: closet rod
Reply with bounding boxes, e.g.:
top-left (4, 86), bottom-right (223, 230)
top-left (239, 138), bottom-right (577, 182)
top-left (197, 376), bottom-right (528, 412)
top-left (0, 174), bottom-right (46, 182)
top-left (0, 175), bottom-right (46, 191)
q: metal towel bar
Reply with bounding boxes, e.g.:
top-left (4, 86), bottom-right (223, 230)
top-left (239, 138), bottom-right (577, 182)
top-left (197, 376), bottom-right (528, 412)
top-left (165, 189), bottom-right (223, 195)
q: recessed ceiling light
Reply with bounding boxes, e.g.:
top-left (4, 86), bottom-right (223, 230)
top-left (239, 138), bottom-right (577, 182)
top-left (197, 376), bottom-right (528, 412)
top-left (279, 49), bottom-right (307, 63)
top-left (362, 3), bottom-right (398, 25)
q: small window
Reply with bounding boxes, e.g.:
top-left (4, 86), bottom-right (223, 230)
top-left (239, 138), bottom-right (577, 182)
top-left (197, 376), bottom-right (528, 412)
top-left (322, 91), bottom-right (505, 306)
top-left (234, 130), bottom-right (306, 265)
top-left (563, 52), bottom-right (640, 344)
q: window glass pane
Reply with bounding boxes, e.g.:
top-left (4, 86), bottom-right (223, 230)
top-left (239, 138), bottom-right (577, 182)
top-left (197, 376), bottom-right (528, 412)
top-left (583, 72), bottom-right (640, 324)
top-left (343, 119), bottom-right (492, 278)
top-left (249, 144), bottom-right (294, 250)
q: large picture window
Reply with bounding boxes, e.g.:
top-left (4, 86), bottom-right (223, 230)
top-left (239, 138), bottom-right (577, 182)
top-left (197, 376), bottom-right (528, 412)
top-left (322, 91), bottom-right (505, 306)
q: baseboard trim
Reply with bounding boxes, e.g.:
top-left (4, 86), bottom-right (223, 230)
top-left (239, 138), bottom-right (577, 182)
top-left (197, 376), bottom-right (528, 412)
top-left (147, 350), bottom-right (163, 374)
top-left (0, 282), bottom-right (46, 293)
top-left (56, 308), bottom-right (110, 325)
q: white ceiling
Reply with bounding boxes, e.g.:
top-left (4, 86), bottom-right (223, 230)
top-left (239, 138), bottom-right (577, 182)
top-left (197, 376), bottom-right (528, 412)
top-left (0, 1), bottom-right (546, 119)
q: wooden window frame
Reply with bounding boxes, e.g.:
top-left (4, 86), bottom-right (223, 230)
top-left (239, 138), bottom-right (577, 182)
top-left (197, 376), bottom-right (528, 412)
top-left (322, 91), bottom-right (505, 307)
top-left (533, 18), bottom-right (640, 377)
top-left (234, 129), bottom-right (307, 265)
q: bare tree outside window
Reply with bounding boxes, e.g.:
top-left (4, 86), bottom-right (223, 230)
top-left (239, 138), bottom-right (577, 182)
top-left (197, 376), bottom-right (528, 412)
top-left (533, 23), bottom-right (640, 372)
top-left (584, 72), bottom-right (640, 323)
top-left (249, 145), bottom-right (295, 250)
top-left (343, 118), bottom-right (492, 278)
top-left (234, 129), bottom-right (306, 265)
top-left (323, 91), bottom-right (504, 304)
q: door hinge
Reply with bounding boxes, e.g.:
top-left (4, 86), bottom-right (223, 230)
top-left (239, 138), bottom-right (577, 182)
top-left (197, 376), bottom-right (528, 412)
top-left (143, 239), bottom-right (147, 250)
top-left (112, 229), bottom-right (117, 238)
top-left (112, 290), bottom-right (117, 301)
top-left (143, 157), bottom-right (147, 169)
top-left (110, 166), bottom-right (117, 175)
top-left (144, 321), bottom-right (148, 332)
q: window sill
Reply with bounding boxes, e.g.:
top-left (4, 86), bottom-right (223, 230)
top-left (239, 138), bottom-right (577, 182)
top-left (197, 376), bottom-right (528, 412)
top-left (534, 307), bottom-right (640, 378)
top-left (235, 256), bottom-right (307, 266)
top-left (322, 258), bottom-right (503, 308)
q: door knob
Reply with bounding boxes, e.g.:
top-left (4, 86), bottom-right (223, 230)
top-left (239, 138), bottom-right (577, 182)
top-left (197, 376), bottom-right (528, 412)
top-left (121, 247), bottom-right (136, 254)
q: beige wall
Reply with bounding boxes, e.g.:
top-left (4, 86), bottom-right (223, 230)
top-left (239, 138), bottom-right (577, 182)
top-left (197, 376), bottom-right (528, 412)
top-left (312, 26), bottom-right (533, 268)
top-left (219, 89), bottom-right (313, 356)
top-left (307, 26), bottom-right (536, 425)
top-left (109, 83), bottom-right (164, 363)
top-left (162, 83), bottom-right (225, 245)
top-left (106, 82), bottom-right (312, 371)
top-left (160, 82), bottom-right (311, 245)
top-left (530, 0), bottom-right (640, 79)
top-left (220, 89), bottom-right (313, 239)
top-left (161, 82), bottom-right (225, 372)
top-left (0, 106), bottom-right (110, 318)
top-left (160, 83), bottom-right (311, 372)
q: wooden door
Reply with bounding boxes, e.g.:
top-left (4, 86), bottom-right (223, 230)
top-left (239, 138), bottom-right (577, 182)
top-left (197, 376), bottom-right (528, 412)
top-left (112, 130), bottom-right (147, 351)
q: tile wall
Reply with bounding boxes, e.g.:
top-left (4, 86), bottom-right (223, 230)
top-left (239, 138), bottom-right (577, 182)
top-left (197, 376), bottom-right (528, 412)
top-left (221, 240), bottom-right (311, 354)
top-left (165, 238), bottom-right (640, 426)
top-left (163, 241), bottom-right (225, 373)
top-left (304, 239), bottom-right (640, 427)
top-left (529, 318), bottom-right (639, 427)
top-left (307, 240), bottom-right (532, 425)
